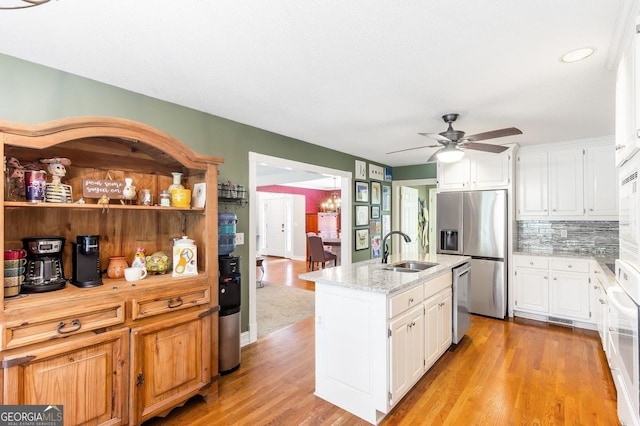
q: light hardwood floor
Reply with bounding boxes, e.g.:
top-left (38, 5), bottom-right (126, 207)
top-left (143, 258), bottom-right (619, 425)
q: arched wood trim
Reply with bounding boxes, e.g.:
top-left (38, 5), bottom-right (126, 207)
top-left (0, 116), bottom-right (224, 169)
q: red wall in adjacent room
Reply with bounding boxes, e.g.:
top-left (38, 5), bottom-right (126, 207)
top-left (257, 185), bottom-right (338, 213)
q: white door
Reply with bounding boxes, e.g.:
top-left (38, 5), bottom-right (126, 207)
top-left (428, 188), bottom-right (437, 256)
top-left (263, 198), bottom-right (287, 257)
top-left (400, 186), bottom-right (419, 254)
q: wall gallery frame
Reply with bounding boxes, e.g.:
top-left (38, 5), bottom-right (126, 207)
top-left (371, 205), bottom-right (380, 219)
top-left (371, 181), bottom-right (381, 204)
top-left (355, 205), bottom-right (369, 226)
top-left (355, 181), bottom-right (369, 203)
top-left (382, 185), bottom-right (391, 211)
top-left (355, 228), bottom-right (369, 250)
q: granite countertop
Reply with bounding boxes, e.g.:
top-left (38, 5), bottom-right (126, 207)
top-left (513, 251), bottom-right (617, 288)
top-left (299, 253), bottom-right (470, 295)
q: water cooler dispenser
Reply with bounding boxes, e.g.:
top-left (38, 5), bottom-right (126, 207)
top-left (218, 211), bottom-right (241, 374)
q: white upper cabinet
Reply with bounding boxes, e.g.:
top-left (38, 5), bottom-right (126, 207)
top-left (549, 147), bottom-right (584, 217)
top-left (437, 146), bottom-right (514, 192)
top-left (517, 151), bottom-right (548, 217)
top-left (615, 18), bottom-right (640, 165)
top-left (437, 159), bottom-right (471, 190)
top-left (517, 139), bottom-right (617, 220)
top-left (585, 144), bottom-right (619, 217)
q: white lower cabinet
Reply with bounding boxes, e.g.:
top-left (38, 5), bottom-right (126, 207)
top-left (389, 304), bottom-right (424, 401)
top-left (424, 288), bottom-right (452, 370)
top-left (514, 267), bottom-right (549, 313)
top-left (314, 270), bottom-right (453, 424)
top-left (514, 255), bottom-right (593, 326)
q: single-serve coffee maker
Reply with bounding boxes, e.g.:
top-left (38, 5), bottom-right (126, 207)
top-left (72, 235), bottom-right (102, 288)
top-left (22, 236), bottom-right (67, 293)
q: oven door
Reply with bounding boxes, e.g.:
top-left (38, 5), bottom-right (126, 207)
top-left (608, 284), bottom-right (640, 424)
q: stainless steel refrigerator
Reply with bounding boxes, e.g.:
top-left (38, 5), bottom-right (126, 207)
top-left (436, 190), bottom-right (507, 319)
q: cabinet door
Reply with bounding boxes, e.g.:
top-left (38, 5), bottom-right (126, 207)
top-left (130, 309), bottom-right (211, 425)
top-left (437, 159), bottom-right (470, 191)
top-left (549, 148), bottom-right (584, 216)
top-left (514, 268), bottom-right (549, 313)
top-left (585, 144), bottom-right (618, 217)
top-left (550, 272), bottom-right (591, 320)
top-left (2, 329), bottom-right (128, 425)
top-left (438, 289), bottom-right (453, 354)
top-left (388, 305), bottom-right (424, 405)
top-left (517, 152), bottom-right (548, 217)
top-left (470, 152), bottom-right (511, 189)
top-left (424, 293), bottom-right (441, 369)
top-left (424, 288), bottom-right (452, 370)
top-left (616, 39), bottom-right (637, 166)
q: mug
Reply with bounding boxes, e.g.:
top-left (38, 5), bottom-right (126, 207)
top-left (4, 258), bottom-right (26, 269)
top-left (5, 266), bottom-right (25, 277)
top-left (4, 249), bottom-right (26, 260)
top-left (124, 267), bottom-right (148, 282)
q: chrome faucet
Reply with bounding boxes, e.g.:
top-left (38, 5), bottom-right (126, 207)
top-left (381, 231), bottom-right (411, 264)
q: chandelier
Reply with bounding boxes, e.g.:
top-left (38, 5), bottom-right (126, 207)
top-left (320, 177), bottom-right (341, 213)
top-left (0, 0), bottom-right (50, 9)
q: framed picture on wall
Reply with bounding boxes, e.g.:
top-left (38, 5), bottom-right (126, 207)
top-left (371, 205), bottom-right (380, 219)
top-left (356, 205), bottom-right (368, 226)
top-left (371, 181), bottom-right (381, 204)
top-left (355, 181), bottom-right (369, 203)
top-left (355, 228), bottom-right (369, 250)
top-left (382, 185), bottom-right (391, 211)
top-left (382, 214), bottom-right (391, 238)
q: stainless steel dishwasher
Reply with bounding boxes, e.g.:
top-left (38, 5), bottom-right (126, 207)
top-left (452, 262), bottom-right (471, 344)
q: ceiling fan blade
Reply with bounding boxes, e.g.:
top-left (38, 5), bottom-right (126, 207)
top-left (426, 150), bottom-right (440, 163)
top-left (418, 132), bottom-right (451, 143)
top-left (463, 142), bottom-right (509, 153)
top-left (466, 127), bottom-right (522, 142)
top-left (386, 144), bottom-right (440, 155)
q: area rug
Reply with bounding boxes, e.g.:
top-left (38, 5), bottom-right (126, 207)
top-left (256, 281), bottom-right (315, 338)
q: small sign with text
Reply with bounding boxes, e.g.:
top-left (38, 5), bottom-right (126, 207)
top-left (82, 179), bottom-right (125, 199)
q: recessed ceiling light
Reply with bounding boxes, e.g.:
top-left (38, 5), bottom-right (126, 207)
top-left (561, 47), bottom-right (595, 63)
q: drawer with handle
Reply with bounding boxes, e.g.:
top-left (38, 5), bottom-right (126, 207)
top-left (389, 285), bottom-right (423, 319)
top-left (515, 255), bottom-right (549, 270)
top-left (550, 258), bottom-right (590, 273)
top-left (132, 286), bottom-right (210, 320)
top-left (1, 301), bottom-right (125, 350)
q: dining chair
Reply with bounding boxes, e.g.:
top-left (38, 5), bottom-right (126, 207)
top-left (307, 235), bottom-right (337, 271)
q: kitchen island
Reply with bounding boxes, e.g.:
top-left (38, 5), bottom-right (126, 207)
top-left (300, 253), bottom-right (469, 425)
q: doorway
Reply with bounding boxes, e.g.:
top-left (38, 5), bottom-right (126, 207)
top-left (247, 152), bottom-right (352, 344)
top-left (392, 178), bottom-right (438, 256)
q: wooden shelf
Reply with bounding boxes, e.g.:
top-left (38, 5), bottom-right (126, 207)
top-left (4, 201), bottom-right (205, 212)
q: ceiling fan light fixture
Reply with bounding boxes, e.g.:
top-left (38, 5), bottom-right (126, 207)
top-left (561, 47), bottom-right (595, 63)
top-left (436, 145), bottom-right (465, 163)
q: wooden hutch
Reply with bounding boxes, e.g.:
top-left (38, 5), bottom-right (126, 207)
top-left (0, 117), bottom-right (222, 425)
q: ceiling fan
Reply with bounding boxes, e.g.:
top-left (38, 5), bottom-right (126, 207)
top-left (387, 113), bottom-right (522, 163)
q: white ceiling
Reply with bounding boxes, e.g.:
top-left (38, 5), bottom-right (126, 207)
top-left (0, 0), bottom-right (632, 172)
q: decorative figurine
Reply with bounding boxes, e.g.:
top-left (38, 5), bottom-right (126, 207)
top-left (131, 247), bottom-right (146, 269)
top-left (145, 251), bottom-right (170, 275)
top-left (6, 157), bottom-right (26, 200)
top-left (41, 157), bottom-right (73, 203)
top-left (122, 177), bottom-right (137, 204)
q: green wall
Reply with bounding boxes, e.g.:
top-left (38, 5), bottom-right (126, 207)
top-left (392, 163), bottom-right (437, 181)
top-left (0, 53), bottom-right (395, 331)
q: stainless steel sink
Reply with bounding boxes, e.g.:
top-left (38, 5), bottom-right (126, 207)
top-left (382, 261), bottom-right (439, 273)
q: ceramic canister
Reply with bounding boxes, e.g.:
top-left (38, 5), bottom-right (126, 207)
top-left (171, 188), bottom-right (191, 208)
top-left (172, 236), bottom-right (198, 277)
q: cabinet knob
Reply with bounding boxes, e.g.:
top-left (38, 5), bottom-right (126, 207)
top-left (530, 261), bottom-right (534, 265)
top-left (553, 277), bottom-right (557, 280)
top-left (568, 265), bottom-right (572, 268)
top-left (544, 276), bottom-right (548, 280)
top-left (408, 298), bottom-right (414, 304)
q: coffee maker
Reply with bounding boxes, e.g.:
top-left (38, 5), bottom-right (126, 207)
top-left (72, 235), bottom-right (102, 288)
top-left (22, 236), bottom-right (67, 293)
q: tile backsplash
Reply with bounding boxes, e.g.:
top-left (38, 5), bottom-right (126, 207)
top-left (516, 220), bottom-right (618, 258)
